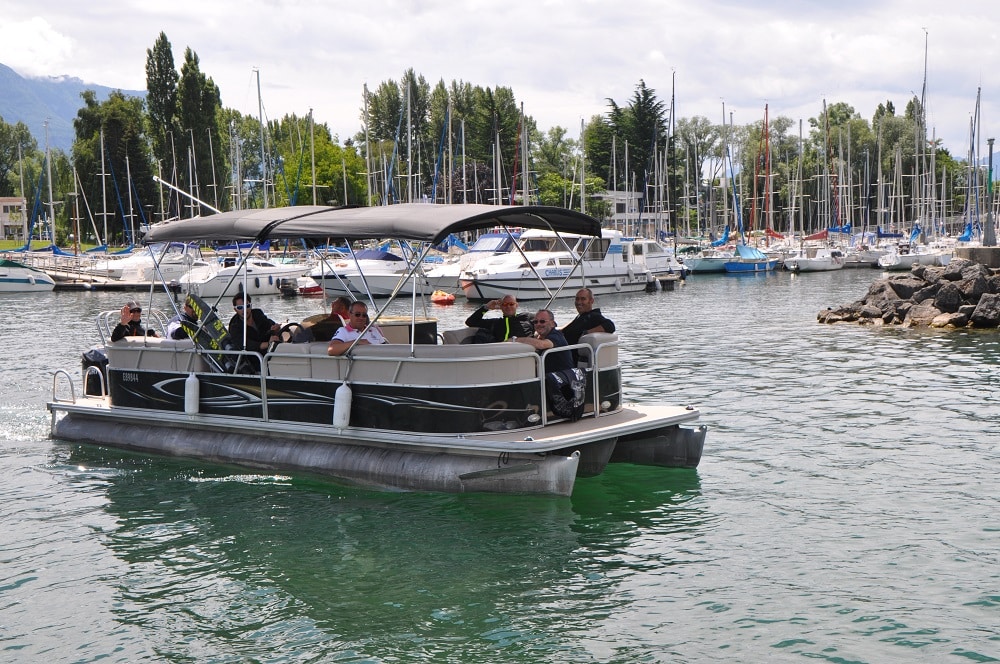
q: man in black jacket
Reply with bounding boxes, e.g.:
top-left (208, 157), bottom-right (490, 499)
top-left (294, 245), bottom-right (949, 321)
top-left (561, 288), bottom-right (616, 345)
top-left (464, 294), bottom-right (533, 343)
top-left (110, 300), bottom-right (157, 342)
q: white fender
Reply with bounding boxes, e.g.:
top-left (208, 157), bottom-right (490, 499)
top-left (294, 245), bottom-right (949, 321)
top-left (614, 278), bottom-right (622, 292)
top-left (184, 373), bottom-right (200, 415)
top-left (333, 382), bottom-right (352, 428)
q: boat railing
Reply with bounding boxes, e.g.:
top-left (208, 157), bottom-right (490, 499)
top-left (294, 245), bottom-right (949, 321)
top-left (101, 332), bottom-right (621, 428)
top-left (50, 369), bottom-right (78, 404)
top-left (263, 341), bottom-right (540, 385)
top-left (97, 308), bottom-right (171, 344)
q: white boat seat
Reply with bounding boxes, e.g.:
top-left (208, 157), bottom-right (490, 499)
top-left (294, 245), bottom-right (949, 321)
top-left (576, 332), bottom-right (619, 369)
top-left (106, 336), bottom-right (209, 372)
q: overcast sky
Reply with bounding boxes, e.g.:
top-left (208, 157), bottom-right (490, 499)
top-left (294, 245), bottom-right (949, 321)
top-left (3, 1), bottom-right (997, 161)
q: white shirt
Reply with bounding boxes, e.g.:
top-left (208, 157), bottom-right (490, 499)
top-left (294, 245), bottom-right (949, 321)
top-left (331, 323), bottom-right (388, 346)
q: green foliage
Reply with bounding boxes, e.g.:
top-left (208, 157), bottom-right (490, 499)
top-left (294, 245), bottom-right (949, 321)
top-left (0, 117), bottom-right (36, 198)
top-left (145, 32), bottom-right (179, 171)
top-left (72, 90), bottom-right (154, 244)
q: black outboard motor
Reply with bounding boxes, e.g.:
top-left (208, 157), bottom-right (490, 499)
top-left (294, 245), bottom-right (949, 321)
top-left (82, 347), bottom-right (108, 396)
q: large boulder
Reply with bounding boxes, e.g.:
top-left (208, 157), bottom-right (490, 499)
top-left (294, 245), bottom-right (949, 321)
top-left (930, 311), bottom-right (970, 328)
top-left (970, 293), bottom-right (1000, 328)
top-left (932, 282), bottom-right (963, 313)
top-left (903, 300), bottom-right (943, 327)
top-left (955, 274), bottom-right (989, 303)
top-left (888, 275), bottom-right (927, 300)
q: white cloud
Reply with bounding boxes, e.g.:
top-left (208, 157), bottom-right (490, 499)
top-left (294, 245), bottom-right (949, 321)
top-left (0, 17), bottom-right (75, 76)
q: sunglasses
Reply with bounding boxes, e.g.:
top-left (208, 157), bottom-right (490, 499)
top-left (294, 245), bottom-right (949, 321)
top-left (351, 312), bottom-right (369, 318)
top-left (130, 308), bottom-right (142, 313)
top-left (531, 319), bottom-right (550, 325)
top-left (234, 305), bottom-right (246, 310)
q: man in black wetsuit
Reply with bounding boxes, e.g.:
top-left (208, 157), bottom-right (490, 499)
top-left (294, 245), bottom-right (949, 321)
top-left (464, 294), bottom-right (533, 343)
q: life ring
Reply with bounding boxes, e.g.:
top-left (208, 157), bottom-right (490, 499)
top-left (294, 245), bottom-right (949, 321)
top-left (614, 278), bottom-right (622, 292)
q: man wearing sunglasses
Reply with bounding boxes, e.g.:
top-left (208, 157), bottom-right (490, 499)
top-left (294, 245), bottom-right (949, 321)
top-left (111, 300), bottom-right (157, 342)
top-left (513, 309), bottom-right (573, 373)
top-left (228, 294), bottom-right (280, 353)
top-left (464, 294), bottom-right (533, 343)
top-left (327, 302), bottom-right (389, 356)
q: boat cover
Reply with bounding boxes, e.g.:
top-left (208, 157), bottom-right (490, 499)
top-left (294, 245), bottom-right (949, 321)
top-left (733, 243), bottom-right (769, 260)
top-left (143, 204), bottom-right (602, 246)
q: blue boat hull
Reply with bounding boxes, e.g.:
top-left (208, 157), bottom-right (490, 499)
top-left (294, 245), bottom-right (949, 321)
top-left (723, 260), bottom-right (778, 273)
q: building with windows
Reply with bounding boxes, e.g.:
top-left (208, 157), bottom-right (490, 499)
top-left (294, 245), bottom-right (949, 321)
top-left (0, 197), bottom-right (27, 241)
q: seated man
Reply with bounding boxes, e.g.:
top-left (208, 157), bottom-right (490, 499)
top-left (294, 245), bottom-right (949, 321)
top-left (227, 294), bottom-right (279, 353)
top-left (561, 288), bottom-right (616, 345)
top-left (515, 309), bottom-right (584, 420)
top-left (464, 294), bottom-right (533, 343)
top-left (513, 309), bottom-right (573, 373)
top-left (327, 301), bottom-right (389, 356)
top-left (111, 300), bottom-right (158, 342)
top-left (296, 296), bottom-right (351, 342)
top-left (166, 300), bottom-right (198, 340)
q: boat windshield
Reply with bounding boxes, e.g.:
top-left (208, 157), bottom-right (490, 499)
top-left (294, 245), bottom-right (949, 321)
top-left (469, 235), bottom-right (512, 253)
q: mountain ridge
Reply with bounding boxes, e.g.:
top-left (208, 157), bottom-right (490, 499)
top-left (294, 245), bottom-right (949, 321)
top-left (0, 62), bottom-right (146, 154)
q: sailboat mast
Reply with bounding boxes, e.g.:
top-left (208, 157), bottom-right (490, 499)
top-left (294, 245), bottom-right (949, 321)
top-left (44, 120), bottom-right (56, 245)
top-left (207, 127), bottom-right (219, 210)
top-left (580, 118), bottom-right (586, 215)
top-left (17, 142), bottom-right (27, 241)
top-left (363, 85), bottom-right (374, 206)
top-left (100, 127), bottom-right (108, 245)
top-left (461, 118), bottom-right (467, 205)
top-left (406, 79), bottom-right (413, 204)
top-left (256, 69), bottom-right (268, 209)
top-left (126, 154), bottom-right (135, 244)
top-left (71, 166), bottom-right (81, 255)
top-left (521, 102), bottom-right (529, 206)
top-left (309, 109), bottom-right (317, 205)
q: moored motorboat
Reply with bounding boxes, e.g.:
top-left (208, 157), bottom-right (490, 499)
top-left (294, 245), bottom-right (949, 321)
top-left (783, 246), bottom-right (845, 272)
top-left (179, 256), bottom-right (312, 297)
top-left (48, 204), bottom-right (706, 496)
top-left (0, 257), bottom-right (56, 292)
top-left (459, 228), bottom-right (651, 301)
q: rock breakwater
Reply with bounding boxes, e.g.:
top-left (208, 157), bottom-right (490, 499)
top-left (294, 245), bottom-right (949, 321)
top-left (817, 258), bottom-right (1000, 328)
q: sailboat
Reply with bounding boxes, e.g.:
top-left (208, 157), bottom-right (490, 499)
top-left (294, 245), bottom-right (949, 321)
top-left (783, 121), bottom-right (845, 273)
top-left (724, 106), bottom-right (778, 274)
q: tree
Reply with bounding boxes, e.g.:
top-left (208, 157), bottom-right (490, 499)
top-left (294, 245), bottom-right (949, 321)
top-left (72, 90), bottom-right (154, 245)
top-left (145, 32), bottom-right (179, 175)
top-left (176, 47), bottom-right (224, 216)
top-left (0, 117), bottom-right (37, 198)
top-left (600, 80), bottom-right (668, 190)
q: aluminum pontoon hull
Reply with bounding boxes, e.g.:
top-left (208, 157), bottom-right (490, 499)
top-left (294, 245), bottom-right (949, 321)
top-left (49, 399), bottom-right (704, 496)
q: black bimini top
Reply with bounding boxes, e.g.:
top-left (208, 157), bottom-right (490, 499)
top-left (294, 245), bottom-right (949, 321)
top-left (142, 203), bottom-right (602, 246)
